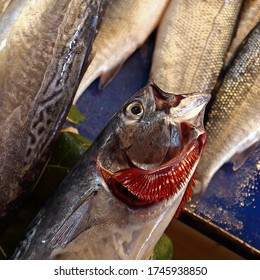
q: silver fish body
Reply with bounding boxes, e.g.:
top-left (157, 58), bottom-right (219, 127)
top-left (13, 84), bottom-right (209, 259)
top-left (0, 0), bottom-right (104, 229)
top-left (150, 0), bottom-right (243, 94)
top-left (195, 22), bottom-right (260, 193)
top-left (73, 0), bottom-right (169, 104)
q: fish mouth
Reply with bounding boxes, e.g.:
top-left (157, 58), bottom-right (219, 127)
top-left (98, 132), bottom-right (206, 208)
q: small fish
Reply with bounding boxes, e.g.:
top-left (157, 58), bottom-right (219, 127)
top-left (194, 22), bottom-right (260, 194)
top-left (0, 0), bottom-right (12, 16)
top-left (150, 0), bottom-right (243, 94)
top-left (13, 83), bottom-right (209, 259)
top-left (0, 0), bottom-right (105, 230)
top-left (225, 0), bottom-right (260, 65)
top-left (73, 0), bottom-right (170, 104)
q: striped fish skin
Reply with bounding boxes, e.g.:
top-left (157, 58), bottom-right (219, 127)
top-left (73, 0), bottom-right (170, 104)
top-left (195, 22), bottom-right (260, 193)
top-left (225, 0), bottom-right (260, 65)
top-left (0, 0), bottom-right (104, 229)
top-left (150, 0), bottom-right (243, 94)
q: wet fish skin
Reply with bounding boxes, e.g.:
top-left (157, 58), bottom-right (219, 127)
top-left (195, 22), bottom-right (260, 194)
top-left (0, 0), bottom-right (104, 229)
top-left (225, 0), bottom-right (260, 65)
top-left (150, 0), bottom-right (243, 94)
top-left (13, 84), bottom-right (209, 259)
top-left (73, 0), bottom-right (169, 104)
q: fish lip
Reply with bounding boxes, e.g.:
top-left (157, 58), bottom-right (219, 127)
top-left (98, 132), bottom-right (207, 208)
top-left (149, 81), bottom-right (210, 116)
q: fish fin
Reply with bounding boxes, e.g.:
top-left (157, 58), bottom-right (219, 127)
top-left (79, 51), bottom-right (95, 82)
top-left (192, 181), bottom-right (203, 197)
top-left (73, 52), bottom-right (97, 105)
top-left (99, 62), bottom-right (124, 89)
top-left (50, 192), bottom-right (95, 248)
top-left (231, 141), bottom-right (259, 171)
top-left (50, 214), bottom-right (82, 248)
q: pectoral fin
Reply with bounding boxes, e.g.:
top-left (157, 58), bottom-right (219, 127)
top-left (231, 141), bottom-right (259, 171)
top-left (99, 61), bottom-right (124, 89)
top-left (50, 192), bottom-right (96, 248)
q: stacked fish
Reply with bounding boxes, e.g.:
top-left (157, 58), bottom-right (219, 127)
top-left (0, 0), bottom-right (259, 259)
top-left (75, 0), bottom-right (260, 195)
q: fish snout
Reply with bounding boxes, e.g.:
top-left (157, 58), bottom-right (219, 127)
top-left (169, 92), bottom-right (210, 122)
top-left (166, 92), bottom-right (209, 160)
top-left (150, 83), bottom-right (210, 122)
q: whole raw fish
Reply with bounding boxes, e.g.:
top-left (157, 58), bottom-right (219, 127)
top-left (0, 0), bottom-right (12, 15)
top-left (150, 0), bottom-right (243, 94)
top-left (73, 0), bottom-right (169, 104)
top-left (13, 83), bottom-right (209, 259)
top-left (0, 0), bottom-right (105, 230)
top-left (194, 22), bottom-right (260, 194)
top-left (225, 0), bottom-right (260, 64)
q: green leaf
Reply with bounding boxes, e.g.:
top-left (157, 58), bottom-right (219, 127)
top-left (66, 105), bottom-right (86, 124)
top-left (50, 131), bottom-right (91, 167)
top-left (150, 233), bottom-right (174, 260)
top-left (32, 132), bottom-right (92, 204)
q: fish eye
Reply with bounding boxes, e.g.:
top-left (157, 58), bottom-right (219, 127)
top-left (125, 101), bottom-right (144, 119)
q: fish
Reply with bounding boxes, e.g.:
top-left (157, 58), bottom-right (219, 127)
top-left (0, 0), bottom-right (12, 16)
top-left (150, 0), bottom-right (243, 94)
top-left (194, 22), bottom-right (260, 194)
top-left (0, 0), bottom-right (106, 230)
top-left (13, 83), bottom-right (209, 259)
top-left (73, 0), bottom-right (170, 104)
top-left (225, 0), bottom-right (260, 65)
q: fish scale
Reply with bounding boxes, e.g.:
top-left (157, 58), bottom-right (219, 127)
top-left (225, 0), bottom-right (260, 65)
top-left (150, 0), bottom-right (243, 94)
top-left (195, 22), bottom-right (260, 193)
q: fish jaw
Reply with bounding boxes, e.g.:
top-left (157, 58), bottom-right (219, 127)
top-left (98, 83), bottom-right (209, 210)
top-left (100, 134), bottom-right (206, 205)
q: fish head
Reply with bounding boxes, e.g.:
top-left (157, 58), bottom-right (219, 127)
top-left (12, 83), bottom-right (210, 260)
top-left (97, 82), bottom-right (210, 209)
